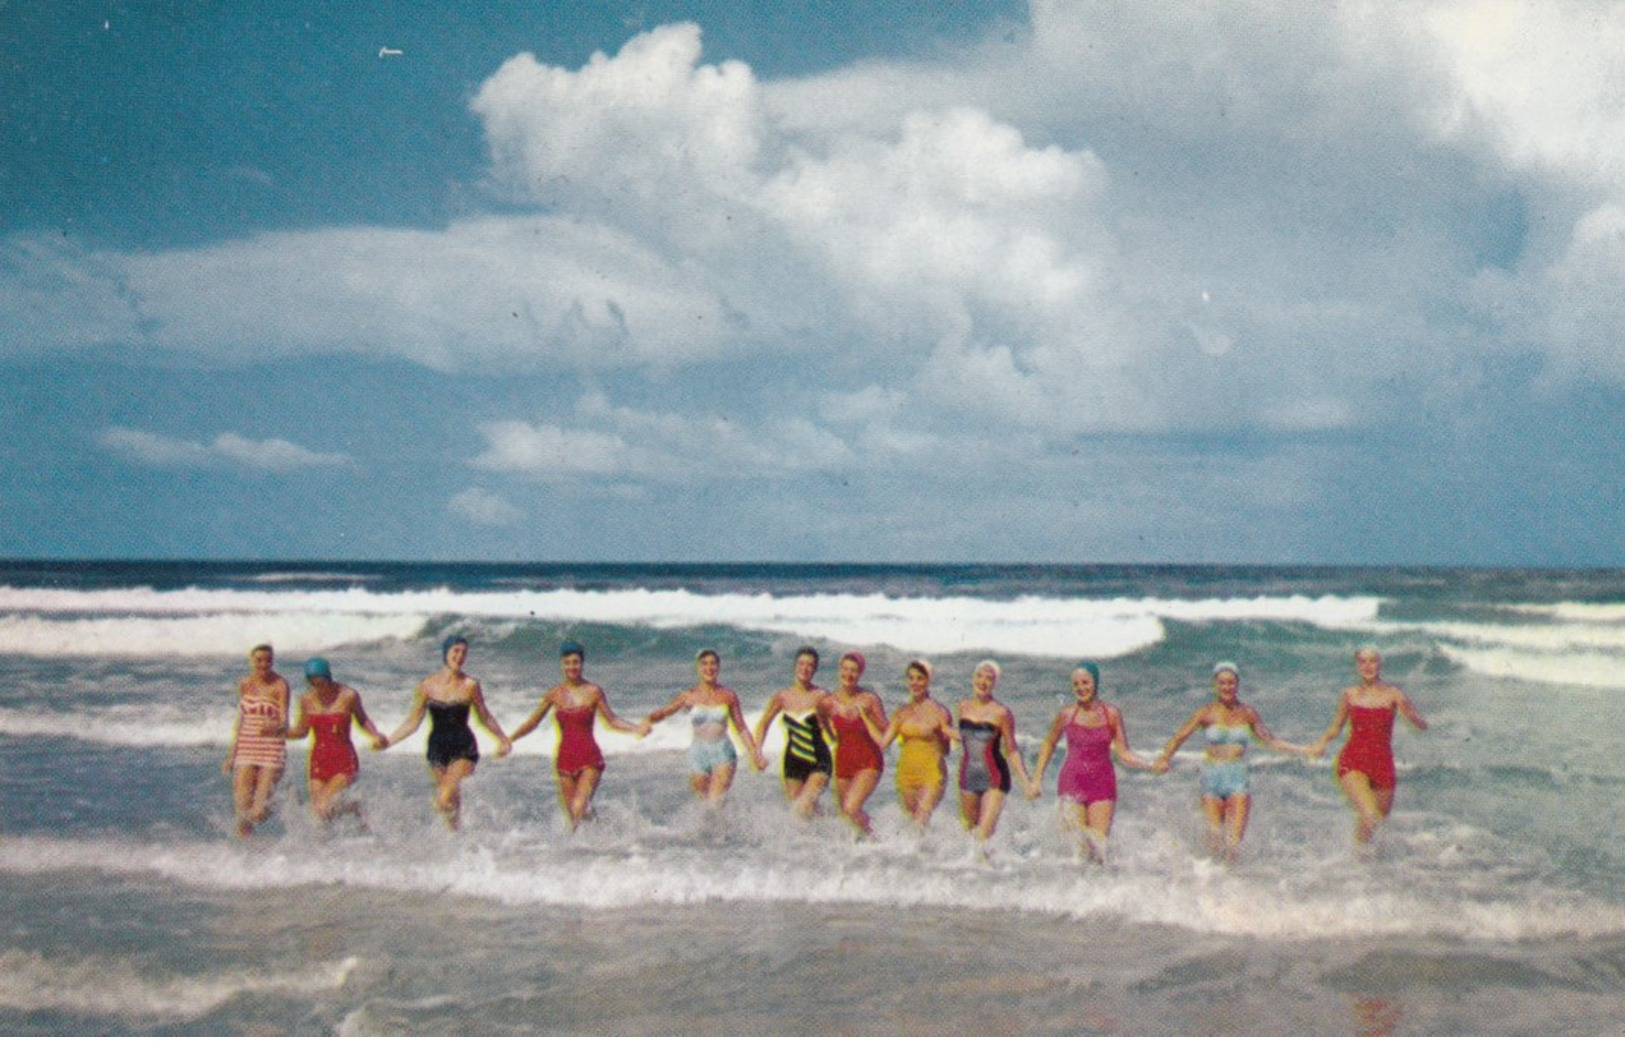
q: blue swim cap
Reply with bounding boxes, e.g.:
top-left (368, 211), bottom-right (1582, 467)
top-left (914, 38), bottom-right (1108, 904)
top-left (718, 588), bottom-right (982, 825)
top-left (442, 634), bottom-right (469, 661)
top-left (1074, 661), bottom-right (1101, 685)
top-left (559, 640), bottom-right (585, 659)
top-left (305, 657), bottom-right (332, 680)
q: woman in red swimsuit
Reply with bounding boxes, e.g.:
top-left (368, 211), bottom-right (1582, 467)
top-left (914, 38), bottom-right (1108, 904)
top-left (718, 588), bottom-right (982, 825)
top-left (285, 657), bottom-right (387, 825)
top-left (509, 641), bottom-right (649, 831)
top-left (1309, 647), bottom-right (1429, 846)
top-left (828, 652), bottom-right (888, 838)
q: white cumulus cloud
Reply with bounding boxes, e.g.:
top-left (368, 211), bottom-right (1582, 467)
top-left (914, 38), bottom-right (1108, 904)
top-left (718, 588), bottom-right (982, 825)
top-left (447, 487), bottom-right (523, 527)
top-left (98, 427), bottom-right (350, 472)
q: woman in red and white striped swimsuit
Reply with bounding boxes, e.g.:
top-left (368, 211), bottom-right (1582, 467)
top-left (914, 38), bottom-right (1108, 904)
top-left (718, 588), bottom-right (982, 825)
top-left (222, 643), bottom-right (290, 838)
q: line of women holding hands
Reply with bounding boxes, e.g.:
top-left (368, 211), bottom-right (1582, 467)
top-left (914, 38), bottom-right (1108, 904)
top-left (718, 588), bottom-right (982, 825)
top-left (227, 638), bottom-right (1426, 859)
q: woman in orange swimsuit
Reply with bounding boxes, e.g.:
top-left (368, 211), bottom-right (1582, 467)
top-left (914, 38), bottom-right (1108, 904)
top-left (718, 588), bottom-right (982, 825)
top-left (285, 656), bottom-right (387, 825)
top-left (867, 659), bottom-right (954, 829)
top-left (510, 640), bottom-right (649, 830)
top-left (1309, 647), bottom-right (1429, 846)
top-left (222, 643), bottom-right (290, 838)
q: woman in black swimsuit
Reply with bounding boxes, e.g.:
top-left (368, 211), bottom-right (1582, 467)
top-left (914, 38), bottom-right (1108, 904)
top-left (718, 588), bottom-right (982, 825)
top-left (386, 636), bottom-right (512, 829)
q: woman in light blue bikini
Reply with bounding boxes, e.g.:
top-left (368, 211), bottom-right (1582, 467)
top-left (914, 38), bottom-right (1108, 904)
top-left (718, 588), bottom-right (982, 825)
top-left (1155, 662), bottom-right (1310, 861)
top-left (646, 649), bottom-right (765, 804)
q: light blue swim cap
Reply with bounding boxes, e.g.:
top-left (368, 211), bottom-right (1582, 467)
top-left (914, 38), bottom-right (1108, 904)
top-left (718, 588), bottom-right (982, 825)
top-left (305, 657), bottom-right (332, 680)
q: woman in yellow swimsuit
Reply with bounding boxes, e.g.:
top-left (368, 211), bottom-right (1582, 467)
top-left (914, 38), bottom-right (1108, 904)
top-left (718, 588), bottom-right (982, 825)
top-left (867, 659), bottom-right (955, 828)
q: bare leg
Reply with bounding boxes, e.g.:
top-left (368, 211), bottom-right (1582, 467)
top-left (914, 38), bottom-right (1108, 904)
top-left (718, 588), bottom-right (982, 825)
top-left (1199, 795), bottom-right (1227, 858)
top-left (704, 762), bottom-right (736, 803)
top-left (247, 766), bottom-right (281, 832)
top-left (1222, 793), bottom-right (1251, 861)
top-left (914, 781), bottom-right (946, 827)
top-left (959, 790), bottom-right (981, 834)
top-left (901, 781), bottom-right (945, 828)
top-left (557, 767), bottom-right (602, 830)
top-left (232, 766), bottom-right (260, 838)
top-left (432, 759), bottom-right (476, 830)
top-left (971, 789), bottom-right (1007, 843)
top-left (898, 781), bottom-right (921, 819)
top-left (1339, 771), bottom-right (1390, 845)
top-left (790, 773), bottom-right (829, 819)
top-left (837, 769), bottom-right (880, 837)
top-left (308, 774), bottom-right (356, 823)
top-left (1081, 800), bottom-right (1116, 863)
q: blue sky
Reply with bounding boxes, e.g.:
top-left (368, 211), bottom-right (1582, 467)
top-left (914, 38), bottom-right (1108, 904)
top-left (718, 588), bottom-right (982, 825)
top-left (4, 0), bottom-right (1624, 564)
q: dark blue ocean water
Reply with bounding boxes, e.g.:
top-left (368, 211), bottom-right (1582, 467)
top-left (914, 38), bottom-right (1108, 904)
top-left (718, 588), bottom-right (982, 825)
top-left (1, 561), bottom-right (1622, 1033)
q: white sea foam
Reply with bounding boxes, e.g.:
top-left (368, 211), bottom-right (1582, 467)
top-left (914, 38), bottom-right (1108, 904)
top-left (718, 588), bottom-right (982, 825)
top-left (0, 584), bottom-right (1382, 660)
top-left (1, 830), bottom-right (1617, 944)
top-left (0, 704), bottom-right (709, 756)
top-left (0, 948), bottom-right (356, 1021)
top-left (1507, 601), bottom-right (1625, 623)
top-left (1353, 614), bottom-right (1625, 689)
top-left (1435, 645), bottom-right (1625, 689)
top-left (0, 707), bottom-right (228, 748)
top-left (0, 610), bottom-right (427, 658)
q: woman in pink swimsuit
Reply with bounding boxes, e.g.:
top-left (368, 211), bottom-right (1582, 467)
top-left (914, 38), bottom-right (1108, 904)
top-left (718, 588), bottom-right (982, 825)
top-left (510, 640), bottom-right (649, 831)
top-left (1028, 662), bottom-right (1155, 862)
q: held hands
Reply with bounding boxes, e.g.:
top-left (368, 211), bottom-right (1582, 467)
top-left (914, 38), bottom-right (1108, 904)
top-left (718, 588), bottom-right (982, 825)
top-left (1025, 780), bottom-right (1042, 801)
top-left (494, 737), bottom-right (514, 759)
top-left (1152, 754), bottom-right (1172, 774)
top-left (370, 735), bottom-right (389, 752)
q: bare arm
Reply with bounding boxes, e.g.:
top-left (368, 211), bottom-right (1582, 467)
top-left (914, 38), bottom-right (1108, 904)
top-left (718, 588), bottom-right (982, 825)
top-left (1245, 706), bottom-right (1310, 757)
top-left (348, 688), bottom-right (387, 749)
top-left (1308, 692), bottom-right (1352, 758)
top-left (508, 689), bottom-right (556, 745)
top-left (999, 706), bottom-right (1031, 787)
top-left (266, 678), bottom-right (290, 738)
top-left (861, 701), bottom-right (893, 746)
top-left (1028, 708), bottom-right (1070, 797)
top-left (645, 689), bottom-right (692, 726)
top-left (751, 691), bottom-right (784, 750)
top-left (817, 695), bottom-right (838, 746)
top-left (385, 685), bottom-right (429, 747)
top-left (597, 687), bottom-right (649, 736)
top-left (861, 691), bottom-right (890, 734)
top-left (222, 679), bottom-right (245, 774)
top-left (1396, 689), bottom-right (1429, 731)
top-left (284, 692), bottom-right (312, 741)
top-left (466, 679), bottom-right (513, 757)
top-left (1156, 707), bottom-right (1209, 770)
top-left (872, 713), bottom-right (904, 751)
top-left (1108, 705), bottom-right (1157, 770)
top-left (726, 690), bottom-right (765, 770)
